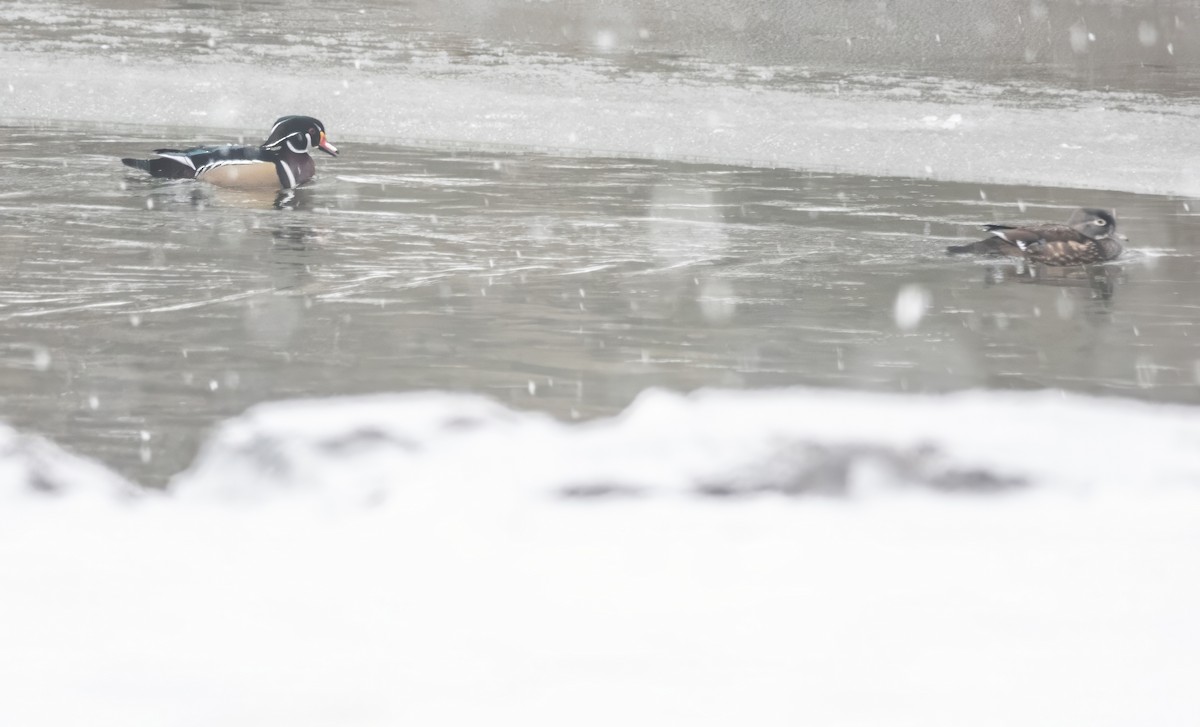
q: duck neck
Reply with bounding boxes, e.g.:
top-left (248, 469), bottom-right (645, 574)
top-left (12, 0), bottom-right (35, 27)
top-left (279, 149), bottom-right (315, 186)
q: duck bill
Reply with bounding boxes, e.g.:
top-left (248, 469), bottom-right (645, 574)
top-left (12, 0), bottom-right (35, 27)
top-left (318, 131), bottom-right (339, 156)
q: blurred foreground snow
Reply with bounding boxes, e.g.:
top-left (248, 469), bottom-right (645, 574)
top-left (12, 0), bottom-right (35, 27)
top-left (170, 387), bottom-right (1200, 502)
top-left (2, 388), bottom-right (1198, 726)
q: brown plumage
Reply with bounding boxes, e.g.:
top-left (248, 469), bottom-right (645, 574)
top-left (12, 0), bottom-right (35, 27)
top-left (947, 208), bottom-right (1125, 266)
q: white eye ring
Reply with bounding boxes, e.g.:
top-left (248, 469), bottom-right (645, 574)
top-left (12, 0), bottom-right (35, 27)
top-left (1091, 219), bottom-right (1107, 226)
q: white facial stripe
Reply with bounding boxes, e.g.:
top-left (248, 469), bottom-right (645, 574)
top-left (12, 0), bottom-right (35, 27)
top-left (267, 118), bottom-right (293, 140)
top-left (285, 134), bottom-right (314, 154)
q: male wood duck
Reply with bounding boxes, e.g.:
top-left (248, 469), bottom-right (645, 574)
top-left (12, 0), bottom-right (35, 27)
top-left (946, 207), bottom-right (1125, 265)
top-left (121, 116), bottom-right (338, 189)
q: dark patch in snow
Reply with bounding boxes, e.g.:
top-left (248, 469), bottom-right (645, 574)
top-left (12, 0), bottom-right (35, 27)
top-left (692, 442), bottom-right (1026, 497)
top-left (317, 427), bottom-right (422, 454)
top-left (559, 482), bottom-right (646, 499)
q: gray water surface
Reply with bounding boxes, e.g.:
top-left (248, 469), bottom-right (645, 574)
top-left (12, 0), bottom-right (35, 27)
top-left (2, 123), bottom-right (1198, 484)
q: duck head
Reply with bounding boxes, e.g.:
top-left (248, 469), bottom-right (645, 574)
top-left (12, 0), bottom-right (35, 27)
top-left (262, 115), bottom-right (338, 157)
top-left (1067, 208), bottom-right (1123, 240)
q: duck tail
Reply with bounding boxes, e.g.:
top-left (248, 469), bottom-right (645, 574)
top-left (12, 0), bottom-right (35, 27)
top-left (946, 238), bottom-right (1007, 255)
top-left (121, 157), bottom-right (152, 172)
top-left (121, 155), bottom-right (195, 179)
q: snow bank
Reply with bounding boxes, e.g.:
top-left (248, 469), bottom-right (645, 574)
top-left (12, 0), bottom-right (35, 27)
top-left (2, 388), bottom-right (1200, 727)
top-left (0, 421), bottom-right (136, 501)
top-left (5, 46), bottom-right (1200, 197)
top-left (172, 387), bottom-right (1200, 503)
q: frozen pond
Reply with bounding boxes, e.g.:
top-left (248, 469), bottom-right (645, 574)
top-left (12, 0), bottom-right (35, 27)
top-left (1, 123), bottom-right (1198, 484)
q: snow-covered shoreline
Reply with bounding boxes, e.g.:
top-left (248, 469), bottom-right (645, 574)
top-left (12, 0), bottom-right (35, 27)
top-left (171, 387), bottom-right (1200, 501)
top-left (4, 386), bottom-right (1199, 500)
top-left (2, 387), bottom-right (1199, 727)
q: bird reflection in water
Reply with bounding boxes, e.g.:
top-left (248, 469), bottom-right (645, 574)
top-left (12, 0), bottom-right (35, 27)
top-left (271, 186), bottom-right (325, 211)
top-left (172, 185), bottom-right (320, 211)
top-left (982, 258), bottom-right (1126, 302)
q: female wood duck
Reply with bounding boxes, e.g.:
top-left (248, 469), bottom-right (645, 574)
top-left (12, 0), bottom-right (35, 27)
top-left (946, 208), bottom-right (1125, 265)
top-left (121, 116), bottom-right (338, 189)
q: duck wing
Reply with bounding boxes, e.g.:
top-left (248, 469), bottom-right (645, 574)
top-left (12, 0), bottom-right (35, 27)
top-left (983, 223), bottom-right (1089, 251)
top-left (161, 144), bottom-right (265, 167)
top-left (122, 145), bottom-right (264, 179)
top-left (948, 223), bottom-right (1073, 256)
